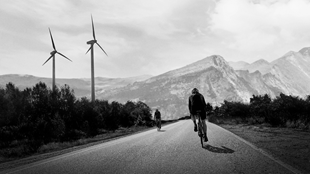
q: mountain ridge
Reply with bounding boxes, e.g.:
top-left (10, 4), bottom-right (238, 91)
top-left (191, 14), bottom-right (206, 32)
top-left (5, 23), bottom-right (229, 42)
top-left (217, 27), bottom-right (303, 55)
top-left (0, 74), bottom-right (152, 98)
top-left (2, 47), bottom-right (310, 119)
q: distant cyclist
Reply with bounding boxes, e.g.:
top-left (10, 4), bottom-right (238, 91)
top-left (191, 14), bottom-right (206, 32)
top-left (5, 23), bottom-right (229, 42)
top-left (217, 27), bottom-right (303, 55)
top-left (188, 88), bottom-right (208, 142)
top-left (154, 109), bottom-right (161, 131)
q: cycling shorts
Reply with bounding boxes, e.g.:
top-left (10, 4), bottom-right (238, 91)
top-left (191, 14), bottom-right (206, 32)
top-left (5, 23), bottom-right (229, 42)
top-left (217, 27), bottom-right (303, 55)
top-left (191, 111), bottom-right (206, 120)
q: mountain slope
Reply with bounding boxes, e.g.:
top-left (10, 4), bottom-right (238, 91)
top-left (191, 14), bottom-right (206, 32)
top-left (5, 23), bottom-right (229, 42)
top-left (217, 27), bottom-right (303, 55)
top-left (0, 74), bottom-right (152, 98)
top-left (231, 47), bottom-right (310, 97)
top-left (2, 47), bottom-right (310, 119)
top-left (100, 47), bottom-right (310, 119)
top-left (99, 55), bottom-right (261, 119)
top-left (267, 48), bottom-right (310, 95)
top-left (228, 61), bottom-right (250, 70)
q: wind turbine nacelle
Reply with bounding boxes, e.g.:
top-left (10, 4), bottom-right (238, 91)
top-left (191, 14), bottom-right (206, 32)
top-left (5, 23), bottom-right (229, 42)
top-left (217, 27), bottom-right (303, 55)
top-left (50, 50), bottom-right (57, 55)
top-left (87, 40), bottom-right (97, 44)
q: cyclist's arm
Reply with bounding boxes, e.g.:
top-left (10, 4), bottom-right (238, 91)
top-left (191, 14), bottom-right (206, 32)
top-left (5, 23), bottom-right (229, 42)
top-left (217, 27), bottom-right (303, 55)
top-left (200, 95), bottom-right (207, 110)
top-left (188, 97), bottom-right (192, 114)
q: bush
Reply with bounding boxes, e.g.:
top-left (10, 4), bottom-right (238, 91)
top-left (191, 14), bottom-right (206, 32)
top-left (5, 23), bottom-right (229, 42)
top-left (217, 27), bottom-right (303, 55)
top-left (209, 93), bottom-right (310, 128)
top-left (0, 82), bottom-right (153, 153)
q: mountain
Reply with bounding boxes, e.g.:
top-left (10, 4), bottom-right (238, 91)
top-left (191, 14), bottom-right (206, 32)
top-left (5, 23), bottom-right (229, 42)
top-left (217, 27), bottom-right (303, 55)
top-left (0, 74), bottom-right (152, 98)
top-left (228, 61), bottom-right (249, 70)
top-left (230, 59), bottom-right (271, 74)
top-left (99, 55), bottom-right (266, 119)
top-left (245, 59), bottom-right (271, 74)
top-left (100, 47), bottom-right (310, 120)
top-left (2, 47), bottom-right (310, 120)
top-left (230, 47), bottom-right (310, 97)
top-left (235, 70), bottom-right (283, 98)
top-left (267, 47), bottom-right (310, 95)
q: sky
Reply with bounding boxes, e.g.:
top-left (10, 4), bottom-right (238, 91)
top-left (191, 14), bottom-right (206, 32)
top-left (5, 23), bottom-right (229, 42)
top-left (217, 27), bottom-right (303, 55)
top-left (1, 0), bottom-right (310, 78)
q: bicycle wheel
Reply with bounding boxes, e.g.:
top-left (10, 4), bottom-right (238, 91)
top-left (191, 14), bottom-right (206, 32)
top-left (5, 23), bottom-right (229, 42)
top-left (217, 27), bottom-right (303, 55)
top-left (198, 118), bottom-right (204, 147)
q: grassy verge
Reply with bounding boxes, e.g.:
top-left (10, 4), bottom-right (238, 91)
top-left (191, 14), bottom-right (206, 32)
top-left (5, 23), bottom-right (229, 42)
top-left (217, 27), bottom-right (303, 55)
top-left (0, 120), bottom-right (177, 171)
top-left (216, 119), bottom-right (310, 173)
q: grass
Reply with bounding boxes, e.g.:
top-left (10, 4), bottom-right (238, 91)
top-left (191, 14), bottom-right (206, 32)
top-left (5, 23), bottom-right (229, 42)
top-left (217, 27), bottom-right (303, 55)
top-left (215, 118), bottom-right (310, 173)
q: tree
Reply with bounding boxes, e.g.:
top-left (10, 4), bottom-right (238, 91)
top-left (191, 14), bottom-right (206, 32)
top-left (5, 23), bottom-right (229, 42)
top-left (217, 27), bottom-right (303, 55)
top-left (250, 94), bottom-right (271, 120)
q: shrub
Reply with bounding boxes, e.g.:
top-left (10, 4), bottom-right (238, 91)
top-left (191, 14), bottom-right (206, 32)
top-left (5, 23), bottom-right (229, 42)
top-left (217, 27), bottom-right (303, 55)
top-left (0, 82), bottom-right (153, 154)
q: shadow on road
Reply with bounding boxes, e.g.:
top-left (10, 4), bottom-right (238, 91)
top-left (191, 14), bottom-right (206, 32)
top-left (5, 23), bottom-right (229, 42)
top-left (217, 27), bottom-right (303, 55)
top-left (157, 130), bottom-right (166, 132)
top-left (203, 145), bottom-right (235, 154)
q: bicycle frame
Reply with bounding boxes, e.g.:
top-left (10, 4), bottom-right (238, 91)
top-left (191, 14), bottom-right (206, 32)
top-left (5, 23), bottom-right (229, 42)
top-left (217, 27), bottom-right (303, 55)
top-left (197, 115), bottom-right (204, 147)
top-left (156, 119), bottom-right (161, 131)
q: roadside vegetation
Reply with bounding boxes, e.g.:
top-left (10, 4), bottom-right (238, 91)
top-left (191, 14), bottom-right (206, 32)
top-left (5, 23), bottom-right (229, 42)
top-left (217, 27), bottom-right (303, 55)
top-left (0, 82), bottom-right (154, 160)
top-left (207, 94), bottom-right (310, 173)
top-left (208, 93), bottom-right (310, 130)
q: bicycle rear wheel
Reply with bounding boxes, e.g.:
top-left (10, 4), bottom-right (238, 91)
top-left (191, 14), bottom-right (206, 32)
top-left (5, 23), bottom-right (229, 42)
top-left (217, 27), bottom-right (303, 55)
top-left (198, 117), bottom-right (204, 147)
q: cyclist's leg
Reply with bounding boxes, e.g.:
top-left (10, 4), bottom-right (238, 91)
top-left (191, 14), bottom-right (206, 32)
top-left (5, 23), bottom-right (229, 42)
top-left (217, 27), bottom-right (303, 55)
top-left (202, 119), bottom-right (207, 135)
top-left (191, 114), bottom-right (197, 131)
top-left (159, 119), bottom-right (161, 129)
top-left (191, 114), bottom-right (196, 124)
top-left (201, 118), bottom-right (208, 142)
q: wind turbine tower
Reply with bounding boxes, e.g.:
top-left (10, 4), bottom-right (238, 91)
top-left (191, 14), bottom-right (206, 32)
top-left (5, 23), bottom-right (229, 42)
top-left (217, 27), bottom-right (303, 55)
top-left (43, 28), bottom-right (72, 91)
top-left (86, 15), bottom-right (108, 103)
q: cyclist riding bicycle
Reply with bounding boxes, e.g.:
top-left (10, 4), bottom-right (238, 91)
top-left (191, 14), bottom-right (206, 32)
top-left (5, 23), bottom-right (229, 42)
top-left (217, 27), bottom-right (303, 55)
top-left (188, 88), bottom-right (208, 142)
top-left (154, 109), bottom-right (161, 130)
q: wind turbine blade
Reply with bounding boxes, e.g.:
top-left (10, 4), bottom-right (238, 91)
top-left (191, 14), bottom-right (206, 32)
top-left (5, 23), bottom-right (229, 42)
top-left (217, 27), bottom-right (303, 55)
top-left (85, 45), bottom-right (93, 54)
top-left (57, 52), bottom-right (72, 62)
top-left (42, 54), bottom-right (54, 66)
top-left (91, 15), bottom-right (96, 40)
top-left (49, 28), bottom-right (56, 50)
top-left (96, 43), bottom-right (108, 56)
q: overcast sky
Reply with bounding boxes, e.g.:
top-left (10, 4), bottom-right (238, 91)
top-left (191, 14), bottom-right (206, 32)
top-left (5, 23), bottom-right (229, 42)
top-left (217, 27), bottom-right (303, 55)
top-left (1, 0), bottom-right (310, 78)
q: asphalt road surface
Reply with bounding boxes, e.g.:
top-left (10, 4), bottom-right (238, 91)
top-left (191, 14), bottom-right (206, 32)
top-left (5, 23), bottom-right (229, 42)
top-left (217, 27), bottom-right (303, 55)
top-left (3, 120), bottom-right (298, 174)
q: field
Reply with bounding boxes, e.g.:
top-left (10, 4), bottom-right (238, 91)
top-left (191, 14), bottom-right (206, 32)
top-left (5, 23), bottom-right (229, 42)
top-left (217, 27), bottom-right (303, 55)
top-left (219, 123), bottom-right (310, 173)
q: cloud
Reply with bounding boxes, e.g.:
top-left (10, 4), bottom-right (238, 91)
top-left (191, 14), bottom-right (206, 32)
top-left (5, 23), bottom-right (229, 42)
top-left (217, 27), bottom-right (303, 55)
top-left (3, 0), bottom-right (309, 78)
top-left (209, 0), bottom-right (310, 60)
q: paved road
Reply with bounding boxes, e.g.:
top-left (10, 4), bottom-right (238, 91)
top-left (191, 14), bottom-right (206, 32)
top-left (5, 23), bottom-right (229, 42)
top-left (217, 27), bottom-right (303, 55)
top-left (3, 120), bottom-right (297, 174)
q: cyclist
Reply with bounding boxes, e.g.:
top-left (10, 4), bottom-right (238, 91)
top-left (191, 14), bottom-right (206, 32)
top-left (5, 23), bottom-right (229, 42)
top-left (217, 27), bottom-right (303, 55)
top-left (188, 88), bottom-right (208, 142)
top-left (154, 109), bottom-right (161, 130)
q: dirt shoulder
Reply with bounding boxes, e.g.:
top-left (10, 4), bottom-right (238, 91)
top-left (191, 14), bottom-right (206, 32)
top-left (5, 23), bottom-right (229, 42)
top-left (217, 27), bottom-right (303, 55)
top-left (219, 123), bottom-right (310, 174)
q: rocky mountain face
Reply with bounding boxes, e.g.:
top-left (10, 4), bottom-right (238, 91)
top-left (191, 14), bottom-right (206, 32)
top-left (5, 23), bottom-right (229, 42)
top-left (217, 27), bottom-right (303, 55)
top-left (99, 55), bottom-right (268, 119)
top-left (100, 47), bottom-right (310, 119)
top-left (230, 47), bottom-right (310, 97)
top-left (2, 47), bottom-right (310, 120)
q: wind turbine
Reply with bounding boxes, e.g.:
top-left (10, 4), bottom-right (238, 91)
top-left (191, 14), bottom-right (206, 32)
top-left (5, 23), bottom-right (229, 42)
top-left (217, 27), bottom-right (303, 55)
top-left (86, 15), bottom-right (108, 103)
top-left (43, 28), bottom-right (72, 91)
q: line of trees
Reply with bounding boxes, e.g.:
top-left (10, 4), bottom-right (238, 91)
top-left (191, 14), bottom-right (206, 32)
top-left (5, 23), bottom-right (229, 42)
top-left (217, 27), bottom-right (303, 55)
top-left (0, 82), bottom-right (153, 152)
top-left (209, 94), bottom-right (310, 129)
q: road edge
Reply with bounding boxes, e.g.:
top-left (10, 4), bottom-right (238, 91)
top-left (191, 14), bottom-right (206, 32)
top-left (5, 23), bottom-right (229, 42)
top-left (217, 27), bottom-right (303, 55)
top-left (0, 121), bottom-right (179, 173)
top-left (209, 122), bottom-right (302, 174)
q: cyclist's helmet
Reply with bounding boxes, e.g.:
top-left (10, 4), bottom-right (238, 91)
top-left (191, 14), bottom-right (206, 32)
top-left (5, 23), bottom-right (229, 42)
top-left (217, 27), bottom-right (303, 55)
top-left (192, 88), bottom-right (199, 94)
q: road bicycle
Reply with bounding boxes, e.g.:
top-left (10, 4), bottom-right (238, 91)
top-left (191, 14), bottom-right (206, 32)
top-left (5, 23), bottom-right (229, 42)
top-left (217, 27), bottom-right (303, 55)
top-left (196, 112), bottom-right (205, 147)
top-left (156, 119), bottom-right (161, 131)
